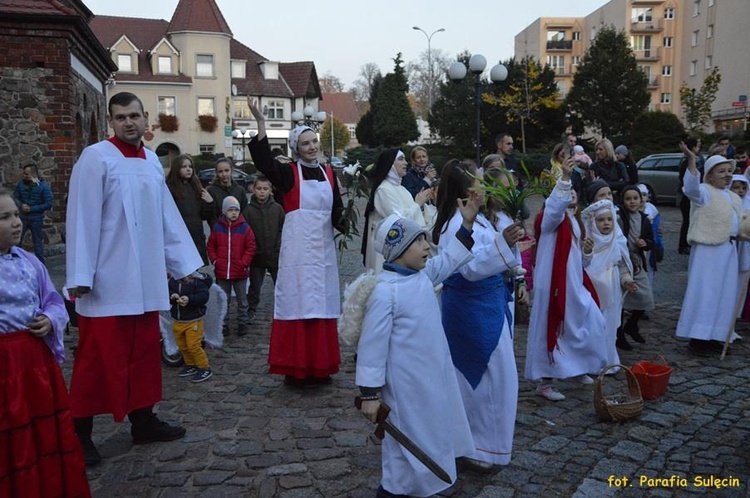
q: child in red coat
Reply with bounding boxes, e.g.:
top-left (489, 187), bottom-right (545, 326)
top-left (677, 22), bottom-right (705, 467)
top-left (208, 196), bottom-right (256, 336)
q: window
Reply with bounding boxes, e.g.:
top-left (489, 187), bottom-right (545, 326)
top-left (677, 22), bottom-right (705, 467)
top-left (231, 61), bottom-right (245, 79)
top-left (707, 24), bottom-right (713, 38)
top-left (664, 8), bottom-right (675, 20)
top-left (158, 96), bottom-right (175, 116)
top-left (266, 100), bottom-right (284, 119)
top-left (233, 98), bottom-right (250, 119)
top-left (199, 145), bottom-right (215, 154)
top-left (663, 37), bottom-right (673, 47)
top-left (572, 31), bottom-right (581, 41)
top-left (693, 0), bottom-right (701, 16)
top-left (546, 30), bottom-right (565, 42)
top-left (546, 55), bottom-right (565, 73)
top-left (660, 93), bottom-right (671, 104)
top-left (158, 56), bottom-right (172, 74)
top-left (117, 54), bottom-right (132, 72)
top-left (633, 8), bottom-right (653, 22)
top-left (690, 60), bottom-right (697, 76)
top-left (556, 80), bottom-right (566, 96)
top-left (662, 65), bottom-right (672, 76)
top-left (196, 54), bottom-right (214, 78)
top-left (572, 56), bottom-right (581, 66)
top-left (692, 30), bottom-right (700, 46)
top-left (198, 97), bottom-right (215, 116)
top-left (705, 56), bottom-right (712, 69)
top-left (708, 0), bottom-right (714, 5)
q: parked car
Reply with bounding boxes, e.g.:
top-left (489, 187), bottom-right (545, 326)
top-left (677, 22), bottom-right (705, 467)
top-left (330, 156), bottom-right (345, 169)
top-left (636, 152), bottom-right (710, 206)
top-left (198, 168), bottom-right (256, 189)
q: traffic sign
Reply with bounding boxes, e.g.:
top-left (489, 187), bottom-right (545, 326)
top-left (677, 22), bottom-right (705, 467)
top-left (732, 101), bottom-right (746, 107)
top-left (739, 95), bottom-right (747, 102)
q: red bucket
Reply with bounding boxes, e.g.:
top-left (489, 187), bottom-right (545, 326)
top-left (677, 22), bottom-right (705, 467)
top-left (631, 356), bottom-right (672, 400)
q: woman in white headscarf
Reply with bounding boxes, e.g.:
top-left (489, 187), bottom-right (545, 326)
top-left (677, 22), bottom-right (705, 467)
top-left (362, 148), bottom-right (433, 272)
top-left (247, 99), bottom-right (345, 387)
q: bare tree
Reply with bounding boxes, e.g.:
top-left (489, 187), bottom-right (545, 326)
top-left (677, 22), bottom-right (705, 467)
top-left (319, 72), bottom-right (345, 93)
top-left (406, 48), bottom-right (451, 118)
top-left (349, 62), bottom-right (381, 102)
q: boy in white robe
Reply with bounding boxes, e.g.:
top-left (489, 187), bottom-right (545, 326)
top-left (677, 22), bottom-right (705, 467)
top-left (356, 193), bottom-right (479, 498)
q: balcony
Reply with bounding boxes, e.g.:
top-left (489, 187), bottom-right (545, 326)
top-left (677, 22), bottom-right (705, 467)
top-left (549, 65), bottom-right (569, 76)
top-left (631, 18), bottom-right (662, 32)
top-left (546, 40), bottom-right (573, 51)
top-left (647, 76), bottom-right (660, 88)
top-left (633, 47), bottom-right (661, 61)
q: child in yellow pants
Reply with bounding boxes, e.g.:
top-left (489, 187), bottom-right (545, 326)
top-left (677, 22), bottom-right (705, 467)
top-left (168, 272), bottom-right (213, 382)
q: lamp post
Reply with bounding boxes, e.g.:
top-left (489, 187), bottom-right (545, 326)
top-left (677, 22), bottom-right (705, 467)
top-left (448, 55), bottom-right (507, 166)
top-left (412, 26), bottom-right (445, 113)
top-left (232, 127), bottom-right (254, 166)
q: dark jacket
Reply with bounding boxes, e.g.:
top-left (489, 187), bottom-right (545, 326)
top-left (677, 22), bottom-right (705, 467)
top-left (168, 182), bottom-right (213, 264)
top-left (13, 179), bottom-right (53, 221)
top-left (618, 210), bottom-right (654, 270)
top-left (401, 167), bottom-right (432, 199)
top-left (207, 214), bottom-right (256, 280)
top-left (592, 159), bottom-right (629, 195)
top-left (242, 196), bottom-right (284, 269)
top-left (168, 273), bottom-right (213, 321)
top-left (206, 181), bottom-right (248, 227)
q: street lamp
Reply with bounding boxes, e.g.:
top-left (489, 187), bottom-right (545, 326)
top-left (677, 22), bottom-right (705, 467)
top-left (448, 55), bottom-right (507, 166)
top-left (412, 26), bottom-right (445, 113)
top-left (232, 127), bottom-right (254, 166)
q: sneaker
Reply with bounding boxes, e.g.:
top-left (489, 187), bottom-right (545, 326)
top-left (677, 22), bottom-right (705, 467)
top-left (574, 374), bottom-right (594, 385)
top-left (536, 384), bottom-right (565, 401)
top-left (192, 368), bottom-right (213, 383)
top-left (178, 366), bottom-right (197, 378)
top-left (78, 437), bottom-right (102, 466)
top-left (131, 415), bottom-right (186, 445)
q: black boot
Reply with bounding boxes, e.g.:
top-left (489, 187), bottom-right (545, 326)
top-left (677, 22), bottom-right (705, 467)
top-left (616, 328), bottom-right (633, 351)
top-left (129, 406), bottom-right (186, 444)
top-left (74, 416), bottom-right (101, 466)
top-left (624, 316), bottom-right (645, 343)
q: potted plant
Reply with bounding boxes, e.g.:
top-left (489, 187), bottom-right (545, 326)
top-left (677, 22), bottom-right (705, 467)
top-left (158, 113), bottom-right (179, 132)
top-left (198, 114), bottom-right (218, 133)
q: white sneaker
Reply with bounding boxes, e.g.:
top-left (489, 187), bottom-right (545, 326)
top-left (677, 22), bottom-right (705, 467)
top-left (574, 374), bottom-right (594, 385)
top-left (536, 384), bottom-right (565, 401)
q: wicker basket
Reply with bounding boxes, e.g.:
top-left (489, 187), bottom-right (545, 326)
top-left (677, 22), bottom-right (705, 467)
top-left (594, 364), bottom-right (643, 422)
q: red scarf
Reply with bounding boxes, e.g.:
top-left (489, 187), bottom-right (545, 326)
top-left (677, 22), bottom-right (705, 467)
top-left (535, 209), bottom-right (600, 364)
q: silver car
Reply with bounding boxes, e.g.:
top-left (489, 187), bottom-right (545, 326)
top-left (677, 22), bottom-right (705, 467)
top-left (636, 153), bottom-right (683, 206)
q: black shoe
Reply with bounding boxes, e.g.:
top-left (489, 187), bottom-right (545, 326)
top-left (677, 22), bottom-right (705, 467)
top-left (625, 323), bottom-right (646, 344)
top-left (221, 324), bottom-right (228, 336)
top-left (708, 341), bottom-right (730, 355)
top-left (678, 247), bottom-right (691, 255)
top-left (616, 329), bottom-right (633, 351)
top-left (688, 339), bottom-right (712, 357)
top-left (376, 486), bottom-right (411, 498)
top-left (78, 437), bottom-right (102, 466)
top-left (131, 414), bottom-right (186, 444)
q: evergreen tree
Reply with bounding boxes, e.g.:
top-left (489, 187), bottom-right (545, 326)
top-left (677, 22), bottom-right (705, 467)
top-left (372, 53), bottom-right (420, 146)
top-left (565, 27), bottom-right (650, 138)
top-left (355, 73), bottom-right (382, 147)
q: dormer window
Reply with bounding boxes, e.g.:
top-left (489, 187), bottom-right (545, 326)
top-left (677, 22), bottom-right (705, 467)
top-left (231, 61), bottom-right (246, 79)
top-left (158, 56), bottom-right (172, 74)
top-left (117, 54), bottom-right (133, 72)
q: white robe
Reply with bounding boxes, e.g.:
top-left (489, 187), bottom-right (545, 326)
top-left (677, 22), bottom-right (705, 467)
top-left (365, 179), bottom-right (429, 272)
top-left (66, 141), bottom-right (203, 317)
top-left (356, 236), bottom-right (474, 497)
top-left (676, 171), bottom-right (739, 341)
top-left (439, 212), bottom-right (519, 466)
top-left (526, 180), bottom-right (608, 381)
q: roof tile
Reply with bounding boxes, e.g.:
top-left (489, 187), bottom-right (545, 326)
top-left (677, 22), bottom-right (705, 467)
top-left (319, 92), bottom-right (360, 124)
top-left (167, 0), bottom-right (232, 35)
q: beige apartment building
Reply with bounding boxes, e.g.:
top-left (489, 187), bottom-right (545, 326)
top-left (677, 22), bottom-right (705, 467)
top-left (89, 0), bottom-right (322, 163)
top-left (515, 0), bottom-right (749, 133)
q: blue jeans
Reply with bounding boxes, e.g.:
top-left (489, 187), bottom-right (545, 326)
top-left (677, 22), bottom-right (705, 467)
top-left (21, 218), bottom-right (45, 264)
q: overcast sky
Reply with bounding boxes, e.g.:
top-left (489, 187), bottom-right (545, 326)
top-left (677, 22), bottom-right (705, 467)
top-left (83, 0), bottom-right (608, 87)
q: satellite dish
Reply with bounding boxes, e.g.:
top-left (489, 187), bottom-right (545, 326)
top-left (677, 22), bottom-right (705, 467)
top-left (231, 84), bottom-right (238, 96)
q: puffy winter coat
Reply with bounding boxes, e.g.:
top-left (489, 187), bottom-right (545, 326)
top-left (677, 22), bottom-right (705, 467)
top-left (207, 214), bottom-right (256, 280)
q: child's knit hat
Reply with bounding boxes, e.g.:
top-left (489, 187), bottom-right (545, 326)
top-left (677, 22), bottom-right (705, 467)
top-left (375, 214), bottom-right (427, 263)
top-left (222, 196), bottom-right (240, 214)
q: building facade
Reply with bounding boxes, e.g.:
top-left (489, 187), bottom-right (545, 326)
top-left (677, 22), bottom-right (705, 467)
top-left (89, 0), bottom-right (322, 164)
top-left (516, 0), bottom-right (749, 133)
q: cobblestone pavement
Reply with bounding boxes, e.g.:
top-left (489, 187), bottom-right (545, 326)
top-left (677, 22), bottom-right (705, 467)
top-left (45, 200), bottom-right (750, 497)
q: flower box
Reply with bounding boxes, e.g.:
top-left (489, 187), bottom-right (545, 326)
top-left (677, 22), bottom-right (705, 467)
top-left (198, 114), bottom-right (218, 133)
top-left (158, 113), bottom-right (179, 132)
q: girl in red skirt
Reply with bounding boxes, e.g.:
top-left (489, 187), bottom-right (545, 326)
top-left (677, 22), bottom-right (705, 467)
top-left (0, 188), bottom-right (90, 498)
